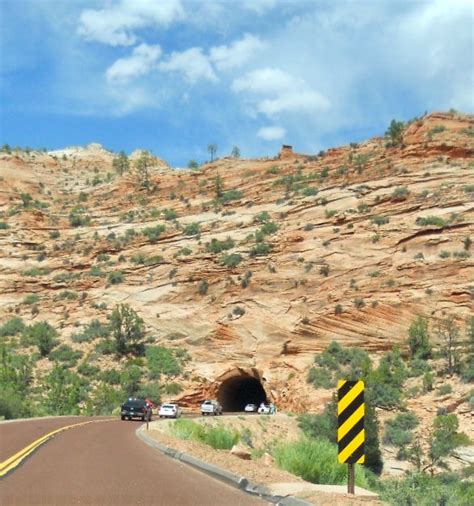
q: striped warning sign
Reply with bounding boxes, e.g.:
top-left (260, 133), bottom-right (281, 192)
top-left (337, 380), bottom-right (365, 464)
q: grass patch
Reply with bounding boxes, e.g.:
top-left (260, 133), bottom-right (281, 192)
top-left (274, 438), bottom-right (370, 487)
top-left (170, 419), bottom-right (239, 450)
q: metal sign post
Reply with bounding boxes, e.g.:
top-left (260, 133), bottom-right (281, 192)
top-left (348, 463), bottom-right (355, 494)
top-left (337, 380), bottom-right (365, 495)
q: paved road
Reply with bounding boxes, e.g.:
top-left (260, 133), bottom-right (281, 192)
top-left (0, 417), bottom-right (269, 505)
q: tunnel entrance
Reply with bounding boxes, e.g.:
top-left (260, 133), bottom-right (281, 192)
top-left (218, 374), bottom-right (268, 412)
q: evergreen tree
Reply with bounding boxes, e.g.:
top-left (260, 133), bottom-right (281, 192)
top-left (135, 150), bottom-right (152, 188)
top-left (207, 143), bottom-right (217, 162)
top-left (385, 119), bottom-right (405, 146)
top-left (407, 316), bottom-right (431, 359)
top-left (231, 146), bottom-right (240, 158)
top-left (109, 304), bottom-right (145, 356)
top-left (112, 151), bottom-right (130, 175)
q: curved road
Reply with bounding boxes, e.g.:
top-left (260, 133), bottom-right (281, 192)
top-left (0, 417), bottom-right (269, 505)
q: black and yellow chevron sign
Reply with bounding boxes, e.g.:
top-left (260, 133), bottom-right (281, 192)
top-left (337, 380), bottom-right (365, 464)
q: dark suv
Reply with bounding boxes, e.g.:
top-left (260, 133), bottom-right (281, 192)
top-left (120, 398), bottom-right (152, 421)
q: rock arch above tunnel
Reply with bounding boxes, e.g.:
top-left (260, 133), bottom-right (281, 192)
top-left (217, 373), bottom-right (267, 412)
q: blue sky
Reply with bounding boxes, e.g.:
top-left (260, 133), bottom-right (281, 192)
top-left (1, 0), bottom-right (472, 167)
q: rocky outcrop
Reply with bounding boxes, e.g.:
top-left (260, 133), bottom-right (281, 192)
top-left (0, 112), bottom-right (473, 415)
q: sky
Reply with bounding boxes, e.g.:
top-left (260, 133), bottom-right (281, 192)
top-left (0, 0), bottom-right (472, 167)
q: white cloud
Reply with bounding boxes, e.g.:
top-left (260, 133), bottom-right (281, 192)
top-left (106, 43), bottom-right (162, 82)
top-left (257, 126), bottom-right (286, 140)
top-left (232, 67), bottom-right (330, 118)
top-left (258, 90), bottom-right (330, 115)
top-left (241, 0), bottom-right (276, 15)
top-left (78, 0), bottom-right (184, 46)
top-left (209, 33), bottom-right (265, 71)
top-left (159, 47), bottom-right (217, 83)
top-left (232, 67), bottom-right (295, 95)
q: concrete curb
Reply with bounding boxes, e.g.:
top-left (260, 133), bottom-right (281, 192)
top-left (136, 426), bottom-right (314, 506)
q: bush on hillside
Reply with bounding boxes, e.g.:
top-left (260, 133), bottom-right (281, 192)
top-left (146, 345), bottom-right (182, 379)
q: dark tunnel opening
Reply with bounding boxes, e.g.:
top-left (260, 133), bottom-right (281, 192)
top-left (218, 375), bottom-right (268, 412)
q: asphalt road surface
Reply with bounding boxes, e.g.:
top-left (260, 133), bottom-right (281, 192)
top-left (0, 416), bottom-right (270, 505)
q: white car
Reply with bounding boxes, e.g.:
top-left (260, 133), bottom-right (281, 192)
top-left (244, 403), bottom-right (257, 412)
top-left (200, 400), bottom-right (223, 416)
top-left (158, 403), bottom-right (182, 419)
top-left (258, 404), bottom-right (271, 414)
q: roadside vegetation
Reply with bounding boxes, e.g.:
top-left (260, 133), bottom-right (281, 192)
top-left (0, 303), bottom-right (189, 419)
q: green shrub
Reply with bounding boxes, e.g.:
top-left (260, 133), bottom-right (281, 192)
top-left (146, 345), bottom-right (182, 378)
top-left (94, 339), bottom-right (115, 355)
top-left (170, 419), bottom-right (239, 450)
top-left (164, 382), bottom-right (183, 395)
top-left (416, 216), bottom-right (446, 227)
top-left (23, 294), bottom-right (40, 305)
top-left (198, 280), bottom-right (209, 295)
top-left (0, 317), bottom-right (25, 337)
top-left (169, 418), bottom-right (205, 441)
top-left (78, 363), bottom-right (100, 378)
top-left (307, 367), bottom-right (335, 389)
top-left (162, 209), bottom-right (177, 220)
top-left (219, 189), bottom-right (242, 203)
top-left (100, 369), bottom-right (121, 385)
top-left (143, 224), bottom-right (165, 243)
top-left (22, 321), bottom-right (58, 356)
top-left (175, 247), bottom-right (192, 257)
top-left (130, 253), bottom-right (147, 264)
top-left (22, 267), bottom-right (51, 277)
top-left (203, 425), bottom-right (240, 449)
top-left (383, 412), bottom-right (419, 452)
top-left (259, 221), bottom-right (278, 235)
top-left (107, 271), bottom-right (124, 285)
top-left (58, 290), bottom-right (78, 300)
top-left (0, 221), bottom-right (10, 229)
top-left (266, 166), bottom-right (280, 175)
top-left (71, 320), bottom-right (110, 343)
top-left (220, 253), bottom-right (242, 268)
top-left (427, 125), bottom-right (446, 137)
top-left (249, 243), bottom-right (272, 257)
top-left (184, 223), bottom-right (200, 236)
top-left (303, 187), bottom-right (318, 196)
top-left (392, 186), bottom-right (409, 200)
top-left (255, 211), bottom-right (270, 223)
top-left (69, 207), bottom-right (91, 227)
top-left (378, 472), bottom-right (474, 506)
top-left (436, 384), bottom-right (453, 396)
top-left (206, 237), bottom-right (234, 253)
top-left (41, 364), bottom-right (84, 415)
top-left (353, 297), bottom-right (365, 308)
top-left (49, 344), bottom-right (83, 368)
top-left (274, 438), bottom-right (370, 487)
top-left (371, 216), bottom-right (390, 226)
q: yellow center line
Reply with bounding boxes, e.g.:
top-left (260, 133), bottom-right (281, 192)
top-left (0, 418), bottom-right (114, 478)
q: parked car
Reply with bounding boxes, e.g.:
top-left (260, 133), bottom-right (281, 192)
top-left (244, 403), bottom-right (257, 412)
top-left (200, 400), bottom-right (223, 416)
top-left (158, 403), bottom-right (182, 419)
top-left (121, 398), bottom-right (152, 421)
top-left (257, 404), bottom-right (271, 414)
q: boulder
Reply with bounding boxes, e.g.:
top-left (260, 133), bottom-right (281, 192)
top-left (230, 444), bottom-right (251, 460)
